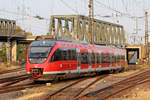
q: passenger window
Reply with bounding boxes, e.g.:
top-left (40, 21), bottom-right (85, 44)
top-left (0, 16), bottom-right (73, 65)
top-left (50, 47), bottom-right (77, 62)
top-left (88, 53), bottom-right (92, 65)
top-left (101, 53), bottom-right (110, 63)
top-left (116, 55), bottom-right (120, 62)
top-left (81, 52), bottom-right (88, 64)
top-left (112, 54), bottom-right (116, 63)
top-left (97, 53), bottom-right (101, 64)
top-left (101, 53), bottom-right (105, 63)
top-left (71, 49), bottom-right (77, 60)
top-left (91, 53), bottom-right (96, 64)
top-left (109, 53), bottom-right (113, 63)
top-left (50, 48), bottom-right (62, 62)
top-left (62, 49), bottom-right (69, 60)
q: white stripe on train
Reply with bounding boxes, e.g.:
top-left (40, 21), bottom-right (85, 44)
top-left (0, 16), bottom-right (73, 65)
top-left (27, 66), bottom-right (122, 74)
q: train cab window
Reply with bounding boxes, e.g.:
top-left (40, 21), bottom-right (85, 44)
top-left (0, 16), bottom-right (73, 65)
top-left (29, 46), bottom-right (51, 58)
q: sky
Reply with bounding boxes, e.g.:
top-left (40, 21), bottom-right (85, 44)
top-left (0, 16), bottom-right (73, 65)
top-left (0, 0), bottom-right (150, 44)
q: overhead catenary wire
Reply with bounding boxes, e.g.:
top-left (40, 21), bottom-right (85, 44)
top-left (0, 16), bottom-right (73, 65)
top-left (95, 0), bottom-right (147, 19)
top-left (95, 0), bottom-right (127, 15)
top-left (0, 9), bottom-right (49, 20)
top-left (60, 0), bottom-right (79, 14)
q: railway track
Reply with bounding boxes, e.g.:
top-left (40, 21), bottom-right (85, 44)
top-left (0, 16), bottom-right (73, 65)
top-left (72, 68), bottom-right (150, 100)
top-left (40, 75), bottom-right (108, 100)
top-left (0, 82), bottom-right (45, 94)
top-left (0, 74), bottom-right (30, 85)
top-left (0, 66), bottom-right (29, 87)
top-left (0, 67), bottom-right (26, 75)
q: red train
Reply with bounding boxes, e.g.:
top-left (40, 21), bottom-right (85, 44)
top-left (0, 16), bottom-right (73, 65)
top-left (26, 40), bottom-right (125, 80)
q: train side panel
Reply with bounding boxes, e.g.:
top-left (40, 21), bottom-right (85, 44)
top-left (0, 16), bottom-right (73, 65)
top-left (26, 40), bottom-right (125, 80)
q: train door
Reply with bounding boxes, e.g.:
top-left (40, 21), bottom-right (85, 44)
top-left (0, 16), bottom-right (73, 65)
top-left (76, 48), bottom-right (81, 73)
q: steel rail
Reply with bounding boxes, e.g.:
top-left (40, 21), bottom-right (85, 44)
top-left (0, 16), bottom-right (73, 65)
top-left (100, 78), bottom-right (150, 100)
top-left (0, 82), bottom-right (45, 94)
top-left (0, 74), bottom-right (29, 84)
top-left (0, 67), bottom-right (25, 75)
top-left (71, 75), bottom-right (108, 100)
top-left (40, 78), bottom-right (87, 100)
top-left (73, 69), bottom-right (150, 100)
top-left (1, 77), bottom-right (29, 87)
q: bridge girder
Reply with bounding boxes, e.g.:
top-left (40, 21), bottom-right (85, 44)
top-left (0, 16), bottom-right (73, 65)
top-left (48, 15), bottom-right (126, 47)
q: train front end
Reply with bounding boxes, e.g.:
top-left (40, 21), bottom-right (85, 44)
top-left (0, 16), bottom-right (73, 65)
top-left (26, 40), bottom-right (55, 80)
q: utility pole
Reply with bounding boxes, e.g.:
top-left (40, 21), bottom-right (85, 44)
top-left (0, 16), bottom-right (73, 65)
top-left (145, 11), bottom-right (149, 62)
top-left (88, 0), bottom-right (94, 44)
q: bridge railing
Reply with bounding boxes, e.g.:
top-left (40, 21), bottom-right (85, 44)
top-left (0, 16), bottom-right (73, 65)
top-left (0, 18), bottom-right (16, 36)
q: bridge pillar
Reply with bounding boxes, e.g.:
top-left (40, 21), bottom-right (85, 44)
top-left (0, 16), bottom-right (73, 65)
top-left (11, 40), bottom-right (17, 63)
top-left (6, 42), bottom-right (11, 65)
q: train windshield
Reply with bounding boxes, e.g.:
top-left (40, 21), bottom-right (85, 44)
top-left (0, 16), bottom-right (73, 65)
top-left (29, 46), bottom-right (51, 58)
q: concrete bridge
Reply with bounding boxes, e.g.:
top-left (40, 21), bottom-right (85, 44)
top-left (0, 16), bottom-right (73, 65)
top-left (0, 18), bottom-right (56, 63)
top-left (0, 18), bottom-right (37, 63)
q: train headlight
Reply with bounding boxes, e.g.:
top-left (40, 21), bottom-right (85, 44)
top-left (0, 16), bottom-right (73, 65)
top-left (29, 58), bottom-right (47, 64)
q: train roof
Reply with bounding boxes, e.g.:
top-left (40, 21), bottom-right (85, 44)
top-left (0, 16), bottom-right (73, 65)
top-left (30, 40), bottom-right (56, 46)
top-left (30, 40), bottom-right (123, 50)
top-left (30, 39), bottom-right (88, 46)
